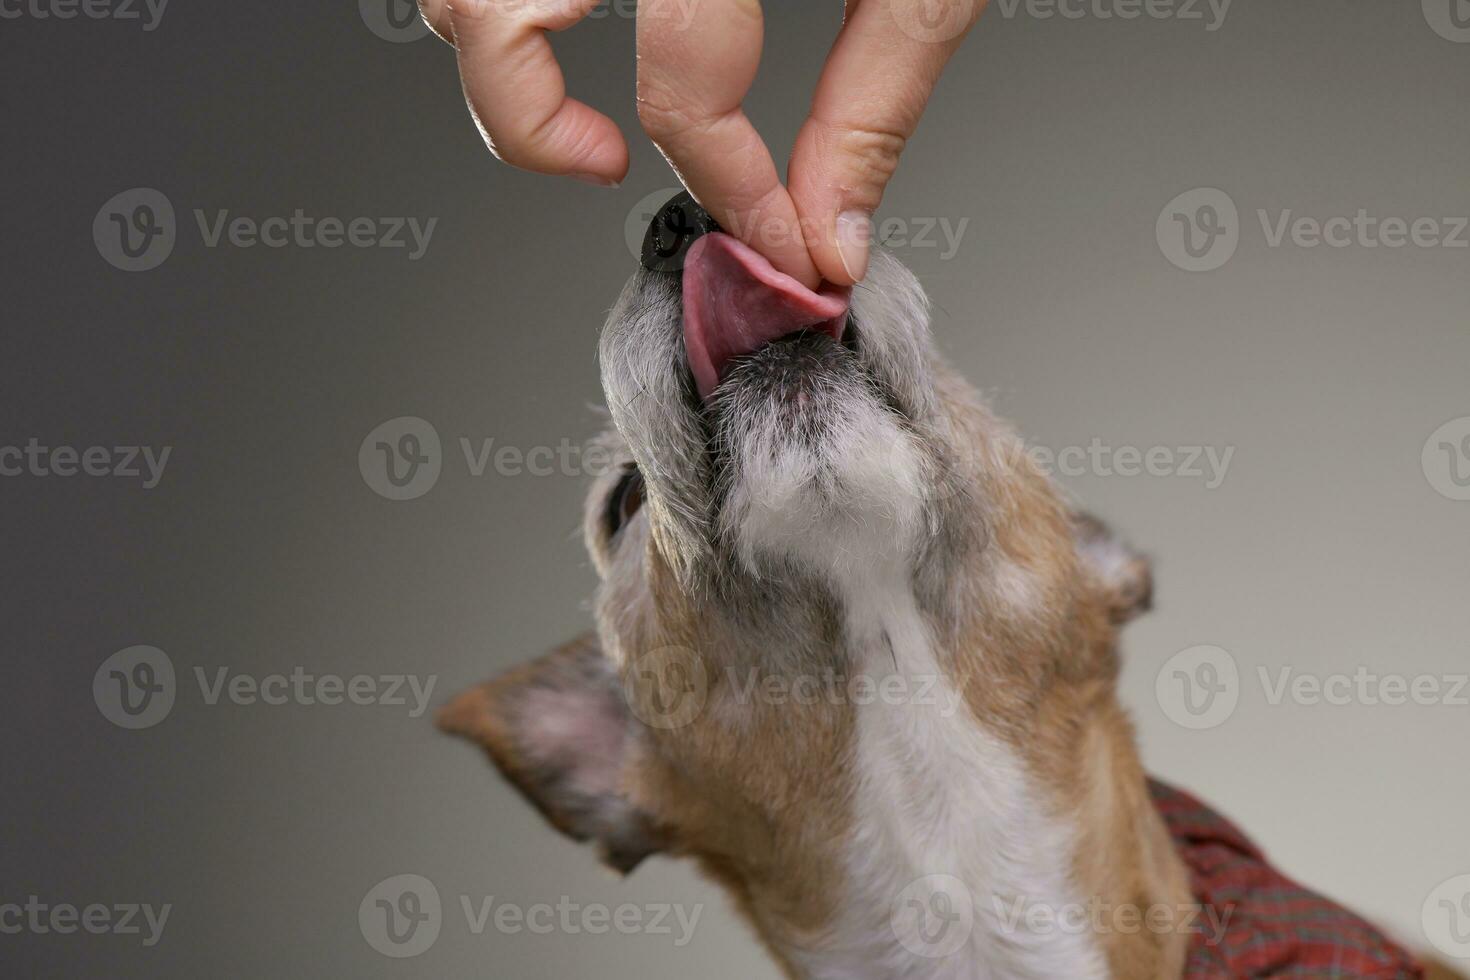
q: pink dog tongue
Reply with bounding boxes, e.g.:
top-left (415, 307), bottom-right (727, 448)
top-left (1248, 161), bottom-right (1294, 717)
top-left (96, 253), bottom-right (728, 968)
top-left (682, 232), bottom-right (851, 401)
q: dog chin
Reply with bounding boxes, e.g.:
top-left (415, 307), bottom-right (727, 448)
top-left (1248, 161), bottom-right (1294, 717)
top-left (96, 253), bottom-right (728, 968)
top-left (708, 337), bottom-right (932, 586)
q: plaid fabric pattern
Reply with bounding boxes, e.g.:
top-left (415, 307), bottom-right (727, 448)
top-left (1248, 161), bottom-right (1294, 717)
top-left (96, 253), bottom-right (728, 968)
top-left (1151, 780), bottom-right (1423, 978)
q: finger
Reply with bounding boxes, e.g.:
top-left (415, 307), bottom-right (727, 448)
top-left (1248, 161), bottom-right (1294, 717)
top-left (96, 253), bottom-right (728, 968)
top-left (447, 0), bottom-right (629, 186)
top-left (788, 0), bottom-right (985, 284)
top-left (638, 0), bottom-right (821, 287)
top-left (419, 0), bottom-right (453, 42)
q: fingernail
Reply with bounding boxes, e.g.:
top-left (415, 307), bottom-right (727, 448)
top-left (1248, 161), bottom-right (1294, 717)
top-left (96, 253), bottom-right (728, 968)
top-left (570, 172), bottom-right (621, 189)
top-left (835, 210), bottom-right (872, 282)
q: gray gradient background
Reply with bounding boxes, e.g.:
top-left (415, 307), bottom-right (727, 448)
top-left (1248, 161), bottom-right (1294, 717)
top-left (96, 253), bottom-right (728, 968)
top-left (2, 1), bottom-right (1467, 976)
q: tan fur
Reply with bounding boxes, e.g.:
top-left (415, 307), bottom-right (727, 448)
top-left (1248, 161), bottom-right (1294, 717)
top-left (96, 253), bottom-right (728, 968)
top-left (443, 381), bottom-right (1193, 978)
top-left (441, 277), bottom-right (1196, 976)
top-left (613, 537), bottom-right (857, 967)
top-left (914, 370), bottom-right (1193, 977)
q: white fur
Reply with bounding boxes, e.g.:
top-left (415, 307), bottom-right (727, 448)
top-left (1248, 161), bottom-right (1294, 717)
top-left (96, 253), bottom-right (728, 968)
top-left (985, 553), bottom-right (1049, 626)
top-left (729, 417), bottom-right (1106, 980)
top-left (719, 384), bottom-right (930, 585)
top-left (807, 595), bottom-right (1108, 980)
top-left (1079, 535), bottom-right (1137, 593)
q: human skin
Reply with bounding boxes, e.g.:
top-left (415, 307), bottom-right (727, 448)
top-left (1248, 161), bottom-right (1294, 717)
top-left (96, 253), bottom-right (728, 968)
top-left (415, 0), bottom-right (986, 286)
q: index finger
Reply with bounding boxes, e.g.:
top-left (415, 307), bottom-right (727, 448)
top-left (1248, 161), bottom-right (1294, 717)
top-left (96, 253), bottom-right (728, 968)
top-left (425, 0), bottom-right (629, 186)
top-left (788, 0), bottom-right (984, 284)
top-left (637, 0), bottom-right (821, 288)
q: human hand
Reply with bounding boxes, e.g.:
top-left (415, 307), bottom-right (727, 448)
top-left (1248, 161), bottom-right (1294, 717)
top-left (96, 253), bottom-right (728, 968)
top-left (418, 0), bottom-right (985, 287)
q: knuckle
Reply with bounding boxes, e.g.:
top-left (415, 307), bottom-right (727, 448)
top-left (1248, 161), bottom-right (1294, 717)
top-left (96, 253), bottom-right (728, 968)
top-left (488, 105), bottom-right (593, 173)
top-left (467, 110), bottom-right (537, 169)
top-left (446, 0), bottom-right (497, 24)
top-left (449, 0), bottom-right (546, 28)
top-left (492, 119), bottom-right (559, 170)
top-left (524, 109), bottom-right (597, 167)
top-left (421, 0), bottom-right (468, 41)
top-left (634, 89), bottom-right (693, 143)
top-left (833, 125), bottom-right (908, 192)
top-left (489, 137), bottom-right (535, 169)
top-left (636, 80), bottom-right (725, 146)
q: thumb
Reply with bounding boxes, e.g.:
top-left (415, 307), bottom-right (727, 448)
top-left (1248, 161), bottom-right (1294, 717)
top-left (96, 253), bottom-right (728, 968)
top-left (789, 0), bottom-right (984, 285)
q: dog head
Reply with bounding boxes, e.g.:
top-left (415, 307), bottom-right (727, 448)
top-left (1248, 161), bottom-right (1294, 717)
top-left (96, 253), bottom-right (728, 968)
top-left (440, 204), bottom-right (1154, 962)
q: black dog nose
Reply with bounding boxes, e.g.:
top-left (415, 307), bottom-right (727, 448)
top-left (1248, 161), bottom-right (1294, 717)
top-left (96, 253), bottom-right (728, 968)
top-left (641, 190), bottom-right (721, 273)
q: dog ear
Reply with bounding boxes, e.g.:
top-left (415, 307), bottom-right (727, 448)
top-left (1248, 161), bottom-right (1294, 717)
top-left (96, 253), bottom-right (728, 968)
top-left (1072, 512), bottom-right (1154, 624)
top-left (437, 633), bottom-right (662, 874)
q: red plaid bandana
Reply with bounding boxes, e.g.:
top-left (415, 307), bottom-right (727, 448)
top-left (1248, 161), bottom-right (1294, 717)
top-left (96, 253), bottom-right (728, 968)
top-left (1151, 781), bottom-right (1424, 978)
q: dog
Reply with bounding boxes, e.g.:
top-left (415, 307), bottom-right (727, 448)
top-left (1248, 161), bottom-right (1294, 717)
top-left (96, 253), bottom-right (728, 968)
top-left (439, 196), bottom-right (1430, 979)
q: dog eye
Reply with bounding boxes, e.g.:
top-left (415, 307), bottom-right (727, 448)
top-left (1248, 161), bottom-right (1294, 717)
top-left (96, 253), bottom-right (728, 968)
top-left (605, 467), bottom-right (644, 539)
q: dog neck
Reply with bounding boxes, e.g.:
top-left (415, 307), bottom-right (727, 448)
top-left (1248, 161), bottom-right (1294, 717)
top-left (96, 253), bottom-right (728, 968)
top-left (755, 554), bottom-right (1113, 980)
